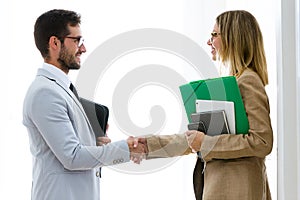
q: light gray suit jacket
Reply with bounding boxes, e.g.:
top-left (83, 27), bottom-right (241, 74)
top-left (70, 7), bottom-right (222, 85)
top-left (23, 67), bottom-right (130, 200)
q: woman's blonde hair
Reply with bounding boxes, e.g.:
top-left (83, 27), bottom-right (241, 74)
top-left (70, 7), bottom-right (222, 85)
top-left (216, 10), bottom-right (268, 85)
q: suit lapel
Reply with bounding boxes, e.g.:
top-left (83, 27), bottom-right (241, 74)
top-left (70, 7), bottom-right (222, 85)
top-left (36, 68), bottom-right (93, 129)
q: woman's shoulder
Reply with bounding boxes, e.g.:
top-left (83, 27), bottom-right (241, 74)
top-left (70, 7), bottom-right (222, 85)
top-left (238, 68), bottom-right (264, 86)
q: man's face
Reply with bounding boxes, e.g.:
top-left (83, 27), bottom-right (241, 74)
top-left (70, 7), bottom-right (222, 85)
top-left (58, 25), bottom-right (86, 70)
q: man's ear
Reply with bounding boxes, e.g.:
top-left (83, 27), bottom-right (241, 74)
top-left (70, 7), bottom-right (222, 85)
top-left (49, 36), bottom-right (59, 49)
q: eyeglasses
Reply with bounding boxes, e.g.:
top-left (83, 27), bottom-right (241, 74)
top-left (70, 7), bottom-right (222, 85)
top-left (64, 36), bottom-right (84, 47)
top-left (210, 32), bottom-right (221, 43)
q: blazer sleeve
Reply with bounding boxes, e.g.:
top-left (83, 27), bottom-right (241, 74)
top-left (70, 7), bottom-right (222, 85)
top-left (29, 86), bottom-right (130, 170)
top-left (146, 134), bottom-right (193, 159)
top-left (200, 70), bottom-right (273, 162)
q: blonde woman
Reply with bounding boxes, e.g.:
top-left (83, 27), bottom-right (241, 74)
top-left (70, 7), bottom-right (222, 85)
top-left (141, 10), bottom-right (273, 200)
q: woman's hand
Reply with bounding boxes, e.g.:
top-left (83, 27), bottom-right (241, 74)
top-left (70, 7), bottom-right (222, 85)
top-left (185, 130), bottom-right (205, 152)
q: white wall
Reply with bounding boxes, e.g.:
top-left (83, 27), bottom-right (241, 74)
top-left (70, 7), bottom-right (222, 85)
top-left (277, 0), bottom-right (300, 199)
top-left (298, 0), bottom-right (300, 197)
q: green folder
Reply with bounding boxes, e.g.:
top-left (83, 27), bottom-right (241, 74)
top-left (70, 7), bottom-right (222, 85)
top-left (179, 76), bottom-right (249, 134)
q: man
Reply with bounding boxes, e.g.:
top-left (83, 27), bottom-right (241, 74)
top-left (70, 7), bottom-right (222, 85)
top-left (23, 9), bottom-right (145, 200)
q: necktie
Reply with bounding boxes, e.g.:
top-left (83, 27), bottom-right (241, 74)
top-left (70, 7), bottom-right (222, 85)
top-left (69, 83), bottom-right (79, 100)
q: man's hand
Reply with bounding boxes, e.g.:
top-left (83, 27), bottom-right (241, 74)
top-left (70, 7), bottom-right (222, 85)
top-left (96, 123), bottom-right (111, 146)
top-left (96, 136), bottom-right (111, 146)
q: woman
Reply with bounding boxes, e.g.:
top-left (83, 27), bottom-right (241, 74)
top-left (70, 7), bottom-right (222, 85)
top-left (144, 10), bottom-right (273, 200)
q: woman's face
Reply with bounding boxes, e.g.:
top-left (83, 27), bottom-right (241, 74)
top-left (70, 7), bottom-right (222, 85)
top-left (207, 23), bottom-right (221, 61)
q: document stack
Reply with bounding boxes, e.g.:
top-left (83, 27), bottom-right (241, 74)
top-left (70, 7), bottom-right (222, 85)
top-left (188, 110), bottom-right (230, 136)
top-left (179, 76), bottom-right (249, 134)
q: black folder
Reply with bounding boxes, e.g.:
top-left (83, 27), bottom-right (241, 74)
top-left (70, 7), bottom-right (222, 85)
top-left (188, 110), bottom-right (229, 136)
top-left (188, 121), bottom-right (207, 133)
top-left (80, 98), bottom-right (109, 138)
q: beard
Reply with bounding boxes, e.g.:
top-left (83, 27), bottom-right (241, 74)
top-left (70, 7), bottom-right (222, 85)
top-left (57, 45), bottom-right (81, 70)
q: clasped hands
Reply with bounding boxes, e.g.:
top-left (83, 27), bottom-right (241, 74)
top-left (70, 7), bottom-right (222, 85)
top-left (96, 135), bottom-right (148, 164)
top-left (126, 130), bottom-right (205, 164)
top-left (96, 130), bottom-right (205, 164)
top-left (127, 136), bottom-right (148, 164)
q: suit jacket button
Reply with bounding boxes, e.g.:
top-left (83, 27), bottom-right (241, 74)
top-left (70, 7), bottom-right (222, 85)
top-left (96, 171), bottom-right (100, 177)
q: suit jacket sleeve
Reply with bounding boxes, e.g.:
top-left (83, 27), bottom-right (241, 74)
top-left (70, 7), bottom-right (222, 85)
top-left (200, 70), bottom-right (273, 162)
top-left (146, 134), bottom-right (193, 159)
top-left (28, 85), bottom-right (130, 170)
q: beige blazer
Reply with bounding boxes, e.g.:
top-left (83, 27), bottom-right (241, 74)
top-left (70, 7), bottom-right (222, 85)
top-left (146, 69), bottom-right (273, 200)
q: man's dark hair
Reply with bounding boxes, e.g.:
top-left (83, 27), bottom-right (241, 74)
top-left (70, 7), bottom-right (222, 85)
top-left (34, 9), bottom-right (81, 58)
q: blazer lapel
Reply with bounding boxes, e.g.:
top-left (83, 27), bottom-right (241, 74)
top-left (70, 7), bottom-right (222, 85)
top-left (36, 68), bottom-right (93, 128)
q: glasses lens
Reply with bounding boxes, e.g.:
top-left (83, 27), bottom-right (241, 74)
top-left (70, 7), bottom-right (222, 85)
top-left (211, 32), bottom-right (218, 37)
top-left (78, 37), bottom-right (84, 47)
top-left (210, 32), bottom-right (220, 43)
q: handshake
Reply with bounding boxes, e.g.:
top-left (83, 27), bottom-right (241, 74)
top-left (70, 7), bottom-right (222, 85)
top-left (96, 135), bottom-right (149, 164)
top-left (127, 136), bottom-right (148, 164)
top-left (97, 130), bottom-right (206, 165)
top-left (125, 130), bottom-right (205, 164)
